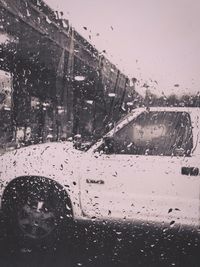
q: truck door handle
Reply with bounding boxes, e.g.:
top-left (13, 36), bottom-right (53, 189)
top-left (86, 179), bottom-right (105, 184)
top-left (181, 167), bottom-right (199, 176)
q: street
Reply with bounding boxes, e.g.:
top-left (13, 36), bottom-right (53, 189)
top-left (0, 218), bottom-right (199, 267)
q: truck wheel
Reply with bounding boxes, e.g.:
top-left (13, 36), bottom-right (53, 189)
top-left (2, 176), bottom-right (73, 250)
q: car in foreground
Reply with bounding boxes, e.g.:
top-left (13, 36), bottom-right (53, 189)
top-left (0, 107), bottom-right (200, 246)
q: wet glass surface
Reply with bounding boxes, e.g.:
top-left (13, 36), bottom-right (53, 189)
top-left (0, 0), bottom-right (200, 266)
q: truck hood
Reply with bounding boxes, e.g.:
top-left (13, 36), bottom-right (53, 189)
top-left (0, 141), bottom-right (83, 185)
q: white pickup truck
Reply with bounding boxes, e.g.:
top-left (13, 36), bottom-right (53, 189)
top-left (0, 107), bottom-right (200, 246)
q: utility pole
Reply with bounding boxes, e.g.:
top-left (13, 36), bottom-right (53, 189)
top-left (62, 26), bottom-right (75, 138)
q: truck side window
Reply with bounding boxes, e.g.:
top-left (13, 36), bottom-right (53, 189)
top-left (108, 111), bottom-right (193, 156)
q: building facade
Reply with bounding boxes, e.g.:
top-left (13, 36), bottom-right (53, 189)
top-left (0, 0), bottom-right (133, 148)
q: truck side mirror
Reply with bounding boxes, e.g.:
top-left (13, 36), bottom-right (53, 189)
top-left (73, 134), bottom-right (82, 149)
top-left (103, 136), bottom-right (116, 154)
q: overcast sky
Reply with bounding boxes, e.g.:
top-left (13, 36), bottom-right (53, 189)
top-left (45, 0), bottom-right (200, 96)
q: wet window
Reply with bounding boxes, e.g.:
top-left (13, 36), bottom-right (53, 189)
top-left (102, 111), bottom-right (193, 156)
